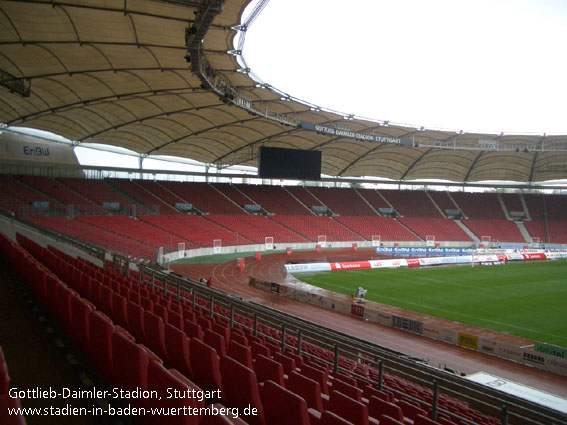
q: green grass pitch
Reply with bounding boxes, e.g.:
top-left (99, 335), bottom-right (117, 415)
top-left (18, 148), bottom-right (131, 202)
top-left (298, 260), bottom-right (567, 347)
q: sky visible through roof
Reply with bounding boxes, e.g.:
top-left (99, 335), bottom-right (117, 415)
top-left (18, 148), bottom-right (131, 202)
top-left (242, 0), bottom-right (567, 135)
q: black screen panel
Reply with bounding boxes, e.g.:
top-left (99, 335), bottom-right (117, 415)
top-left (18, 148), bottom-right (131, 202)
top-left (259, 147), bottom-right (321, 180)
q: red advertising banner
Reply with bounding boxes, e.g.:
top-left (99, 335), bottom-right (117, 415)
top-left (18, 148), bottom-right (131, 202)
top-left (330, 261), bottom-right (371, 271)
top-left (351, 304), bottom-right (365, 318)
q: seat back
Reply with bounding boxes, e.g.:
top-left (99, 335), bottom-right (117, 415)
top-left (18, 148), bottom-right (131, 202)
top-left (55, 284), bottom-right (74, 332)
top-left (126, 301), bottom-right (146, 342)
top-left (415, 414), bottom-right (441, 425)
top-left (227, 340), bottom-right (253, 369)
top-left (204, 328), bottom-right (227, 358)
top-left (331, 378), bottom-right (362, 401)
top-left (229, 333), bottom-right (248, 347)
top-left (261, 380), bottom-right (310, 425)
top-left (272, 351), bottom-right (296, 375)
top-left (153, 303), bottom-right (169, 323)
top-left (220, 356), bottom-right (265, 425)
top-left (197, 316), bottom-right (213, 331)
top-left (399, 399), bottom-right (426, 421)
top-left (168, 310), bottom-right (184, 330)
top-left (70, 296), bottom-right (93, 351)
top-left (111, 332), bottom-right (150, 397)
top-left (328, 390), bottom-right (369, 425)
top-left (287, 371), bottom-right (324, 412)
top-left (301, 363), bottom-right (329, 394)
top-left (368, 396), bottom-right (404, 423)
top-left (164, 323), bottom-right (192, 378)
top-left (140, 295), bottom-right (154, 313)
top-left (320, 410), bottom-right (356, 425)
top-left (99, 285), bottom-right (114, 316)
top-left (379, 415), bottom-right (405, 425)
top-left (111, 293), bottom-right (128, 329)
top-left (363, 385), bottom-right (391, 402)
top-left (253, 354), bottom-right (285, 387)
top-left (147, 361), bottom-right (200, 425)
top-left (184, 319), bottom-right (204, 341)
top-left (143, 310), bottom-right (168, 361)
top-left (250, 341), bottom-right (270, 359)
top-left (88, 311), bottom-right (115, 379)
top-left (189, 337), bottom-right (223, 394)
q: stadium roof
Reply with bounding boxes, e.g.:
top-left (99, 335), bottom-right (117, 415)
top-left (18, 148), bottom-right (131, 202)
top-left (1, 0), bottom-right (567, 183)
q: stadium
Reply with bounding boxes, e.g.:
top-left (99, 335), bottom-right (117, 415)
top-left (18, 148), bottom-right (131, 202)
top-left (0, 1), bottom-right (566, 425)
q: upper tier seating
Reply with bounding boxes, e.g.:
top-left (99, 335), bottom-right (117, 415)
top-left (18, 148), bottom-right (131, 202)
top-left (108, 179), bottom-right (178, 213)
top-left (0, 175), bottom-right (53, 214)
top-left (17, 175), bottom-right (92, 207)
top-left (212, 184), bottom-right (254, 213)
top-left (398, 217), bottom-right (472, 242)
top-left (160, 182), bottom-right (243, 214)
top-left (427, 191), bottom-right (458, 214)
top-left (78, 215), bottom-right (195, 253)
top-left (524, 194), bottom-right (546, 220)
top-left (285, 186), bottom-right (328, 213)
top-left (334, 217), bottom-right (419, 242)
top-left (357, 189), bottom-right (391, 211)
top-left (136, 180), bottom-right (187, 207)
top-left (500, 193), bottom-right (524, 215)
top-left (451, 193), bottom-right (506, 219)
top-left (206, 215), bottom-right (308, 244)
top-left (0, 190), bottom-right (19, 214)
top-left (463, 219), bottom-right (525, 243)
top-left (306, 187), bottom-right (376, 216)
top-left (58, 178), bottom-right (139, 210)
top-left (271, 216), bottom-right (363, 242)
top-left (140, 215), bottom-right (241, 247)
top-left (237, 185), bottom-right (311, 215)
top-left (379, 190), bottom-right (442, 218)
top-left (544, 194), bottom-right (567, 221)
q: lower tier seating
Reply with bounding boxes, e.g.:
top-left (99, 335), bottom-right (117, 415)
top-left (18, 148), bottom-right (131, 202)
top-left (0, 232), bottom-right (502, 425)
top-left (398, 218), bottom-right (472, 242)
top-left (462, 219), bottom-right (525, 243)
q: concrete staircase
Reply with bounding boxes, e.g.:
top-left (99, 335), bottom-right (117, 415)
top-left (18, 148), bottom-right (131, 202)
top-left (516, 221), bottom-right (533, 245)
top-left (455, 219), bottom-right (479, 243)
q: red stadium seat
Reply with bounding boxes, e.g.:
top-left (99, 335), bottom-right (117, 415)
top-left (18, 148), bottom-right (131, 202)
top-left (143, 310), bottom-right (168, 361)
top-left (287, 371), bottom-right (325, 412)
top-left (260, 380), bottom-right (310, 425)
top-left (253, 354), bottom-right (285, 387)
top-left (227, 340), bottom-right (253, 369)
top-left (164, 323), bottom-right (192, 378)
top-left (111, 292), bottom-right (128, 329)
top-left (220, 356), bottom-right (265, 425)
top-left (88, 311), bottom-right (115, 381)
top-left (327, 390), bottom-right (370, 425)
top-left (184, 319), bottom-right (204, 341)
top-left (368, 396), bottom-right (404, 423)
top-left (204, 328), bottom-right (227, 358)
top-left (189, 337), bottom-right (223, 394)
